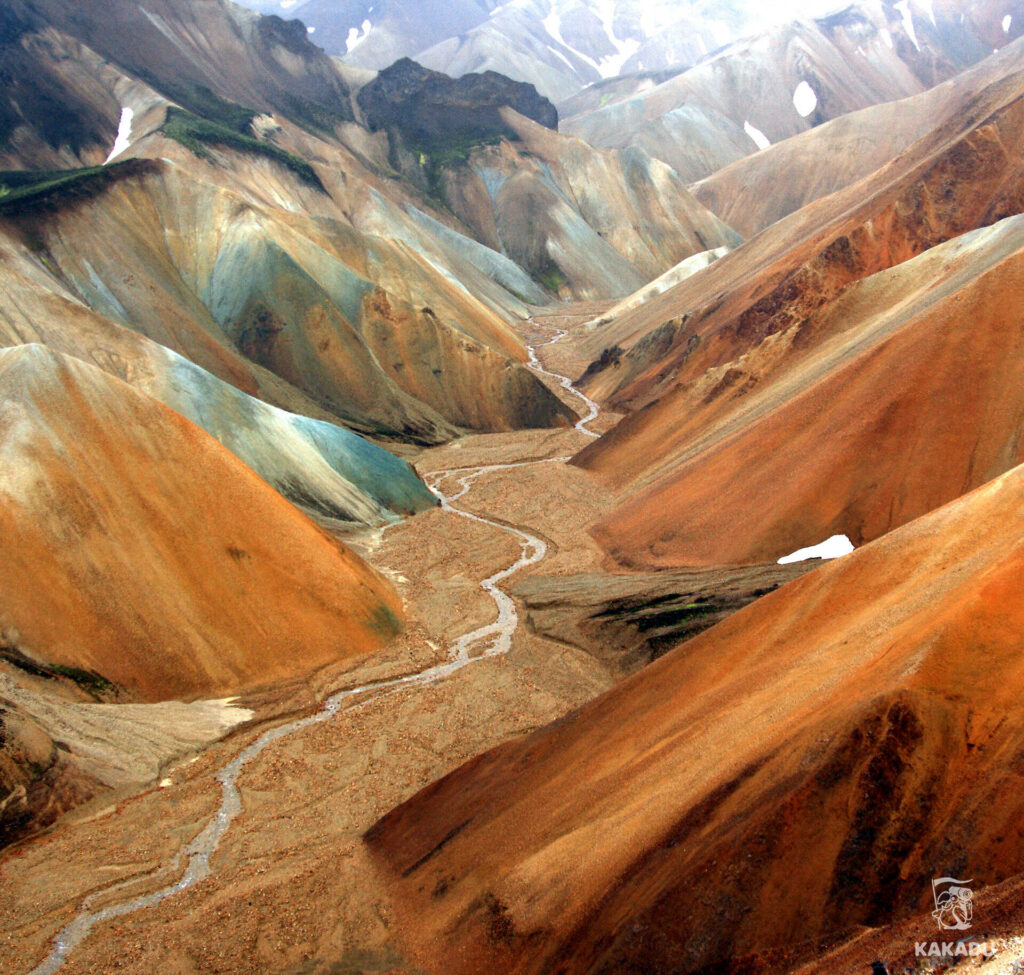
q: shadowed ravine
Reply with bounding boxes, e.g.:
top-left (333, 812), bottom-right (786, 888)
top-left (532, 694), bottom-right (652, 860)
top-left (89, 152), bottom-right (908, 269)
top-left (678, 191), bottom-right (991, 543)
top-left (25, 322), bottom-right (599, 975)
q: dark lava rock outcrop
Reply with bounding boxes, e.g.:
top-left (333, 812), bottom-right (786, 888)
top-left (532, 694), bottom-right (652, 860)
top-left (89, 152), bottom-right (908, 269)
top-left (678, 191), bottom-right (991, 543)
top-left (513, 561), bottom-right (812, 675)
top-left (358, 57), bottom-right (557, 157)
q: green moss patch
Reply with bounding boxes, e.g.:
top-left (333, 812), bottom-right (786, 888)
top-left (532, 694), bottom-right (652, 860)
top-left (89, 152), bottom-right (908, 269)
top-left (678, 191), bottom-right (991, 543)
top-left (534, 259), bottom-right (568, 295)
top-left (0, 159), bottom-right (159, 216)
top-left (160, 107), bottom-right (324, 190)
top-left (50, 666), bottom-right (114, 695)
top-left (368, 604), bottom-right (403, 638)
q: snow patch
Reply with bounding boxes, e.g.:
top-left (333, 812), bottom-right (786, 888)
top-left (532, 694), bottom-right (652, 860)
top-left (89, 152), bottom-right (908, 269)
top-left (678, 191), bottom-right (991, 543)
top-left (1004, 14), bottom-right (1013, 32)
top-left (640, 4), bottom-right (659, 38)
top-left (104, 107), bottom-right (134, 164)
top-left (778, 535), bottom-right (855, 565)
top-left (592, 0), bottom-right (640, 78)
top-left (744, 120), bottom-right (771, 150)
top-left (307, 25), bottom-right (316, 33)
top-left (592, 246), bottom-right (731, 325)
top-left (881, 27), bottom-right (894, 48)
top-left (793, 81), bottom-right (818, 118)
top-left (543, 8), bottom-right (564, 45)
top-left (545, 3), bottom-right (636, 79)
top-left (596, 41), bottom-right (639, 78)
top-left (918, 0), bottom-right (936, 25)
top-left (895, 1), bottom-right (920, 49)
top-left (548, 44), bottom-right (577, 73)
top-left (597, 37), bottom-right (640, 78)
top-left (345, 19), bottom-right (371, 53)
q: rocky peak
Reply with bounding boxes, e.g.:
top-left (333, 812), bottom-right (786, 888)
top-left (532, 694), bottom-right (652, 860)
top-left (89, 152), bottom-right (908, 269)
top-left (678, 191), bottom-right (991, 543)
top-left (357, 57), bottom-right (557, 156)
top-left (255, 13), bottom-right (323, 55)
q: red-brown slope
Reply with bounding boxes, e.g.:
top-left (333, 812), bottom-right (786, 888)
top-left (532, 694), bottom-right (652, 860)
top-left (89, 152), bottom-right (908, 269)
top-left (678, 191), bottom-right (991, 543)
top-left (585, 215), bottom-right (1024, 568)
top-left (366, 460), bottom-right (1024, 975)
top-left (577, 58), bottom-right (1024, 412)
top-left (571, 65), bottom-right (1024, 568)
top-left (0, 344), bottom-right (403, 702)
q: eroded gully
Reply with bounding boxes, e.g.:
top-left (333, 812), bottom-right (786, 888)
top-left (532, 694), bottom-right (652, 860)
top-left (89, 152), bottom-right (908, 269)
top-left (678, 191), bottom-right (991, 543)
top-left (25, 320), bottom-right (600, 975)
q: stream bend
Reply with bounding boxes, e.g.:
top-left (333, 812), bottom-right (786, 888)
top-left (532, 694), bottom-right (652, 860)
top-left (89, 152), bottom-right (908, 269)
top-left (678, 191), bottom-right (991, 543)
top-left (26, 323), bottom-right (597, 975)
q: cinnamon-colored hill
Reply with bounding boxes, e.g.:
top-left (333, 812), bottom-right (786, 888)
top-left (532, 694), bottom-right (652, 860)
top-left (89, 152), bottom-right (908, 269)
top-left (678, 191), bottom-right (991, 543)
top-left (586, 214), bottom-right (1024, 568)
top-left (577, 54), bottom-right (1024, 411)
top-left (0, 344), bottom-right (403, 702)
top-left (366, 459), bottom-right (1024, 975)
top-left (574, 61), bottom-right (1024, 568)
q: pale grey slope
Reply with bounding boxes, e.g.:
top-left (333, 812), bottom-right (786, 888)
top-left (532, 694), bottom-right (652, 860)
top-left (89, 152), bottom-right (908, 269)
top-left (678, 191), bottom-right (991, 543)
top-left (562, 1), bottom-right (1006, 182)
top-left (433, 112), bottom-right (742, 301)
top-left (237, 0), bottom-right (1016, 110)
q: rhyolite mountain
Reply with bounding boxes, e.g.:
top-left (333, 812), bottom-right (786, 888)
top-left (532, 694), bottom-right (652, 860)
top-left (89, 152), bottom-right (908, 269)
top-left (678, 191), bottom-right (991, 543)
top-left (227, 0), bottom-right (1024, 185)
top-left (0, 263), bottom-right (437, 526)
top-left (245, 0), bottom-right (881, 101)
top-left (0, 0), bottom-right (356, 168)
top-left (5, 0), bottom-right (1024, 969)
top-left (237, 0), bottom-right (1024, 107)
top-left (691, 35), bottom-right (1024, 237)
top-left (353, 17), bottom-right (1024, 975)
top-left (572, 40), bottom-right (1024, 571)
top-left (0, 0), bottom-right (569, 443)
top-left (0, 342), bottom-right (405, 846)
top-left (367, 457), bottom-right (1024, 975)
top-left (0, 0), bottom-right (738, 843)
top-left (0, 344), bottom-right (405, 704)
top-left (561, 0), bottom-right (1024, 181)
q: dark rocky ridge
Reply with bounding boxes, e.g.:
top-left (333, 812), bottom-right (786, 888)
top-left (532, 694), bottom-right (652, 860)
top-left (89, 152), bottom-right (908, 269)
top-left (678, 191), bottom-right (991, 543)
top-left (358, 57), bottom-right (557, 158)
top-left (10, 0), bottom-right (355, 149)
top-left (0, 1), bottom-right (110, 159)
top-left (512, 562), bottom-right (813, 676)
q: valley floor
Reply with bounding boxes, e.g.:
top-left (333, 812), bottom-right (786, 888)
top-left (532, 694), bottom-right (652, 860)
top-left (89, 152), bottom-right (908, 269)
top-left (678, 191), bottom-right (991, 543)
top-left (0, 312), bottom-right (627, 975)
top-left (6, 310), bottom-right (1023, 975)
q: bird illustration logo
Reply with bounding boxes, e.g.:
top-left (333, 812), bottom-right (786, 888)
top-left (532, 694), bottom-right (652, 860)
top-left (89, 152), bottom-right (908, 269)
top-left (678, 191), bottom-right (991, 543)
top-left (931, 878), bottom-right (974, 931)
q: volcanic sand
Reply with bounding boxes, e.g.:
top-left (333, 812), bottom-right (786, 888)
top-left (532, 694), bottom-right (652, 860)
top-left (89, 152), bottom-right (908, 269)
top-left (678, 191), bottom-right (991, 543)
top-left (0, 318), bottom-right (621, 975)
